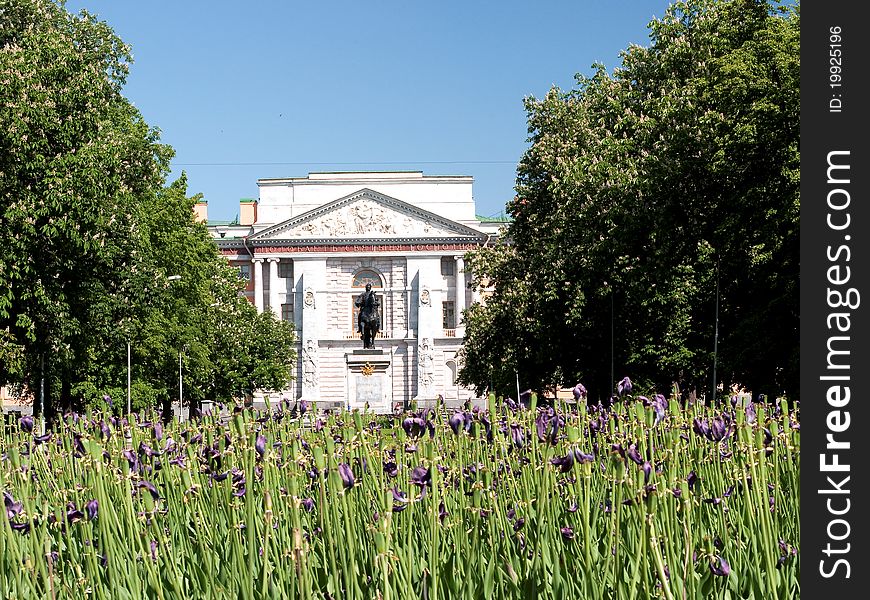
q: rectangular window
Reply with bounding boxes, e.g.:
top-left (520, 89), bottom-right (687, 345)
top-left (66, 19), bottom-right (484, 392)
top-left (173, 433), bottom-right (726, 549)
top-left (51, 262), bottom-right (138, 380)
top-left (281, 302), bottom-right (294, 323)
top-left (442, 301), bottom-right (456, 329)
top-left (440, 257), bottom-right (455, 276)
top-left (238, 263), bottom-right (251, 280)
top-left (278, 262), bottom-right (293, 279)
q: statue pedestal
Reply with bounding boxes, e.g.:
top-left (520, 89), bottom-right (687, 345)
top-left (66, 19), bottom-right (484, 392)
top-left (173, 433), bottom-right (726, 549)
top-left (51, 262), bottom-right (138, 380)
top-left (345, 349), bottom-right (392, 413)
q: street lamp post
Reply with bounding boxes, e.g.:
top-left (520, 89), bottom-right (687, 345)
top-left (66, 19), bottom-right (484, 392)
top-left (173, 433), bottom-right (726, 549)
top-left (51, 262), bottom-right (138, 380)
top-left (178, 348), bottom-right (183, 422)
top-left (127, 340), bottom-right (131, 414)
top-left (167, 275), bottom-right (182, 420)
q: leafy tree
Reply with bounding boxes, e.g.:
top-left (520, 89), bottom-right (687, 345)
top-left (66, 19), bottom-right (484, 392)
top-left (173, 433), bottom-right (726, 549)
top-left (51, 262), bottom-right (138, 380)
top-left (459, 0), bottom-right (799, 403)
top-left (1, 0), bottom-right (170, 415)
top-left (1, 0), bottom-right (296, 418)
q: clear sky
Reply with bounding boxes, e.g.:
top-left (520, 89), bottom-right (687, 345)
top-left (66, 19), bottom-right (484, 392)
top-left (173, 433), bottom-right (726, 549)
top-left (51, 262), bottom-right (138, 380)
top-left (64, 0), bottom-right (675, 222)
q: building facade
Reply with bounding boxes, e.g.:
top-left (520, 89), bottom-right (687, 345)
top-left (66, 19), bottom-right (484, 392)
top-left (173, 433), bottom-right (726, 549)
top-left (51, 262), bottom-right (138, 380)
top-left (203, 172), bottom-right (504, 412)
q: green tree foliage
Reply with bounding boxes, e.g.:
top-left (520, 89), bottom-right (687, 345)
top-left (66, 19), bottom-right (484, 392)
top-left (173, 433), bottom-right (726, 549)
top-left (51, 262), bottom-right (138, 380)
top-left (459, 0), bottom-right (799, 403)
top-left (0, 0), bottom-right (295, 417)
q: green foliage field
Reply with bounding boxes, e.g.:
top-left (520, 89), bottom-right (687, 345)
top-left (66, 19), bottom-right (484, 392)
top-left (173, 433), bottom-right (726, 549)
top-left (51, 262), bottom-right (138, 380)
top-left (2, 392), bottom-right (799, 599)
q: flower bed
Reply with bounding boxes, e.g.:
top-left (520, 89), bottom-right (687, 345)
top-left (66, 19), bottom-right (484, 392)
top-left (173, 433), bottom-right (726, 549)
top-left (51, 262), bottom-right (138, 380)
top-left (1, 391), bottom-right (799, 599)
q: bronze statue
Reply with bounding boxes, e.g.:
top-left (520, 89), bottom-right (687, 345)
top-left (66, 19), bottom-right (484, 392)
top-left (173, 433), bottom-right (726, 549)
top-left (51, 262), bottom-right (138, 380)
top-left (355, 283), bottom-right (381, 348)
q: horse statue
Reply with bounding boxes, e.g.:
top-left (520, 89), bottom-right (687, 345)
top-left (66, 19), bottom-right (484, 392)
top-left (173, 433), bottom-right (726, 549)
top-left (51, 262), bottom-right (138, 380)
top-left (355, 283), bottom-right (381, 349)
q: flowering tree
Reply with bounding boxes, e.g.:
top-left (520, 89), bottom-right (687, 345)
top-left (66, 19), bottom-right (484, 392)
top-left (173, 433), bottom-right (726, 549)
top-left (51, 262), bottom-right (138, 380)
top-left (460, 0), bottom-right (799, 402)
top-left (0, 0), bottom-right (295, 416)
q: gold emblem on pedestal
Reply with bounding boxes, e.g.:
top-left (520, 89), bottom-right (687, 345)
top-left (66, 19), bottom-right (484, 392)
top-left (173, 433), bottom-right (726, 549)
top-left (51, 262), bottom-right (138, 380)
top-left (361, 362), bottom-right (375, 377)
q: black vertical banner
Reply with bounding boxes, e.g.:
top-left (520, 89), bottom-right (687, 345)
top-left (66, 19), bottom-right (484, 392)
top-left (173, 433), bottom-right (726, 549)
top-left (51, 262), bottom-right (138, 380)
top-left (801, 1), bottom-right (869, 597)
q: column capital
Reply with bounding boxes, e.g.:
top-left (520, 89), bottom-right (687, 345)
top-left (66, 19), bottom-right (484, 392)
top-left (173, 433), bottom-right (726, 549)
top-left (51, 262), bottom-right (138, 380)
top-left (251, 257), bottom-right (265, 264)
top-left (266, 256), bottom-right (280, 263)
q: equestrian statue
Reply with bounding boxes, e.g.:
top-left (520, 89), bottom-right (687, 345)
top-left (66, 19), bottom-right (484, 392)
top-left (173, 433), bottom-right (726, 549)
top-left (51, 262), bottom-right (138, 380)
top-left (355, 283), bottom-right (381, 349)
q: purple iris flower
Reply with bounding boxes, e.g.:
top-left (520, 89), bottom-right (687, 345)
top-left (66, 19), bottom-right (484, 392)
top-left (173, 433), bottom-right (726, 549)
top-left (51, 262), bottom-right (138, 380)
top-left (777, 539), bottom-right (797, 569)
top-left (383, 461), bottom-right (399, 478)
top-left (301, 498), bottom-right (315, 512)
top-left (709, 418), bottom-right (729, 441)
top-left (391, 487), bottom-right (409, 512)
top-left (66, 504), bottom-right (85, 524)
top-left (572, 383), bottom-right (587, 401)
top-left (19, 415), bottom-right (34, 433)
top-left (617, 377), bottom-right (632, 397)
top-left (687, 471), bottom-right (699, 491)
top-left (652, 394), bottom-right (667, 426)
top-left (642, 462), bottom-right (652, 484)
top-left (745, 402), bottom-right (757, 424)
top-left (694, 416), bottom-right (730, 442)
top-left (402, 417), bottom-right (427, 438)
top-left (137, 480), bottom-right (160, 500)
top-left (448, 412), bottom-right (466, 435)
top-left (85, 499), bottom-right (98, 521)
top-left (573, 449), bottom-right (595, 464)
top-left (480, 415), bottom-right (494, 443)
top-left (138, 442), bottom-right (159, 459)
top-left (153, 421), bottom-right (163, 442)
top-left (338, 463), bottom-right (355, 489)
top-left (99, 420), bottom-right (111, 440)
top-left (709, 556), bottom-right (731, 577)
top-left (550, 449), bottom-right (592, 473)
top-left (255, 435), bottom-right (267, 458)
top-left (122, 450), bottom-right (139, 471)
top-left (535, 409), bottom-right (564, 445)
top-left (4, 491), bottom-right (23, 519)
top-left (10, 521), bottom-right (30, 534)
top-left (299, 399), bottom-right (309, 416)
top-left (509, 423), bottom-right (525, 448)
top-left (34, 433), bottom-right (51, 444)
top-left (560, 526), bottom-right (575, 540)
top-left (410, 466), bottom-right (431, 488)
top-left (625, 444), bottom-right (644, 465)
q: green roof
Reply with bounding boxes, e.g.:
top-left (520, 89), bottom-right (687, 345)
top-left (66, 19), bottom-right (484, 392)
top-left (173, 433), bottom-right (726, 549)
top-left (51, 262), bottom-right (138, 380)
top-left (476, 213), bottom-right (512, 223)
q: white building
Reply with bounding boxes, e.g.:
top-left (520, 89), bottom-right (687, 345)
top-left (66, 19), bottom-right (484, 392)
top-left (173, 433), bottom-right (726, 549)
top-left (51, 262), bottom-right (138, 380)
top-left (201, 172), bottom-right (505, 412)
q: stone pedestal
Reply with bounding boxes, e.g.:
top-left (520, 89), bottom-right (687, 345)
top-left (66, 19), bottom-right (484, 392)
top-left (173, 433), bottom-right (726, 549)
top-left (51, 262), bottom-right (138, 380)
top-left (346, 349), bottom-right (392, 413)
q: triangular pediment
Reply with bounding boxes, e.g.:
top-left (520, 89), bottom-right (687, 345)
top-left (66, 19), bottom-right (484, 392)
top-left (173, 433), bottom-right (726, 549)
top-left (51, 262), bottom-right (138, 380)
top-left (250, 189), bottom-right (487, 243)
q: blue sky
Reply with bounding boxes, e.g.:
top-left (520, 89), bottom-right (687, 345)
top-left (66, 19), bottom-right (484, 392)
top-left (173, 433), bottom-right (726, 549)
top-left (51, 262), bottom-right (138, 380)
top-left (64, 0), bottom-right (675, 222)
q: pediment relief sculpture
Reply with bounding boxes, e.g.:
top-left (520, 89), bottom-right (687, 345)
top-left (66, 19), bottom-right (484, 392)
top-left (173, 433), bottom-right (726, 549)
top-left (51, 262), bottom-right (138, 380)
top-left (253, 191), bottom-right (485, 241)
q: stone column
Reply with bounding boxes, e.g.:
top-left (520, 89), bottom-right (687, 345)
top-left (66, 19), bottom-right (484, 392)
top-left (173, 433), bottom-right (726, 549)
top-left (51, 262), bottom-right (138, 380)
top-left (252, 258), bottom-right (264, 313)
top-left (268, 257), bottom-right (280, 318)
top-left (298, 265), bottom-right (325, 403)
top-left (410, 257), bottom-right (438, 403)
top-left (455, 256), bottom-right (466, 332)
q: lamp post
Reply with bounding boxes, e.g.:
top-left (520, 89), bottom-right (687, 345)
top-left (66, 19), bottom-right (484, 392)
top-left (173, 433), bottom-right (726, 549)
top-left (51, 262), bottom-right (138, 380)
top-left (166, 274), bottom-right (182, 420)
top-left (127, 340), bottom-right (131, 414)
top-left (178, 348), bottom-right (183, 421)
